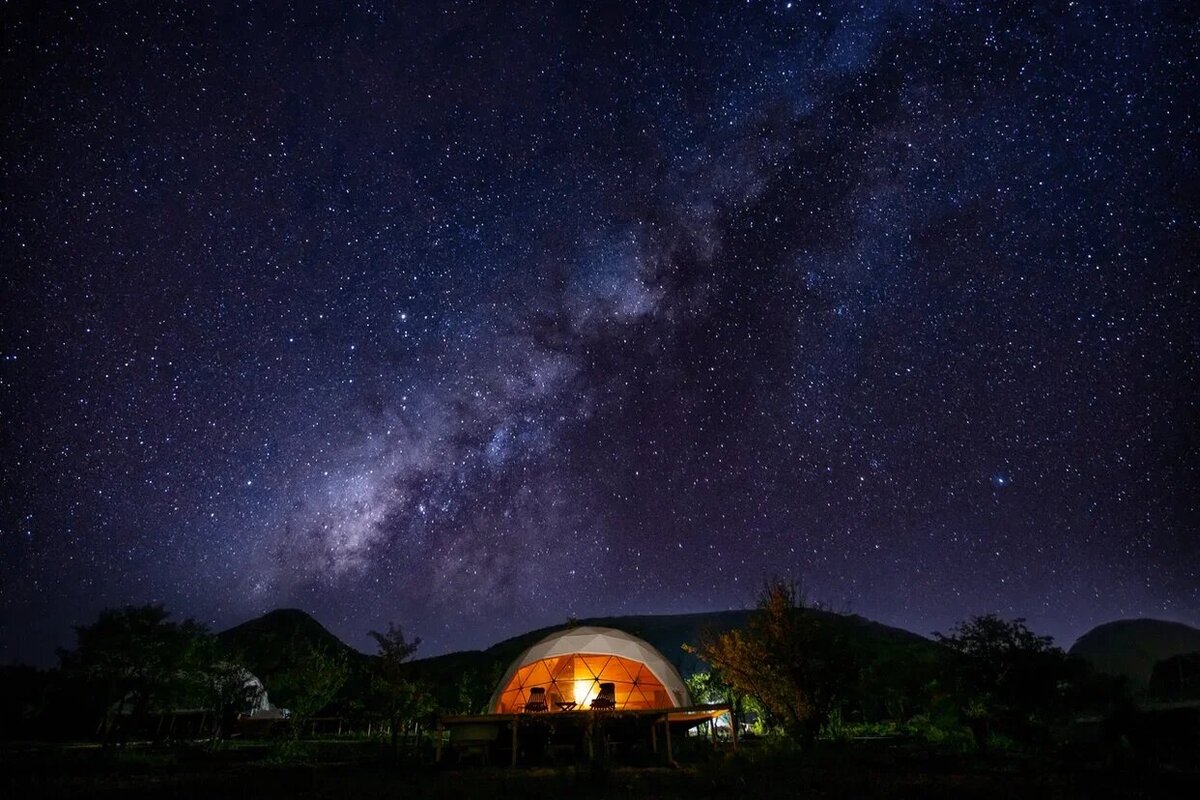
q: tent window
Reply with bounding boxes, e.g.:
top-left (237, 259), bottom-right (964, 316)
top-left (494, 654), bottom-right (673, 713)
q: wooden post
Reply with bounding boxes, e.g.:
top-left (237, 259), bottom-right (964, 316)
top-left (510, 717), bottom-right (519, 768)
top-left (435, 721), bottom-right (444, 763)
top-left (729, 709), bottom-right (739, 751)
top-left (664, 716), bottom-right (674, 766)
top-left (650, 717), bottom-right (658, 753)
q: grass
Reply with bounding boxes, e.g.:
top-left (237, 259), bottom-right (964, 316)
top-left (2, 738), bottom-right (1196, 799)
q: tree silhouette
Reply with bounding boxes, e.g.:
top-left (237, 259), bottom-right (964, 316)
top-left (698, 579), bottom-right (857, 745)
top-left (935, 614), bottom-right (1069, 751)
top-left (272, 644), bottom-right (348, 741)
top-left (367, 623), bottom-right (431, 756)
top-left (189, 637), bottom-right (264, 743)
top-left (58, 605), bottom-right (208, 745)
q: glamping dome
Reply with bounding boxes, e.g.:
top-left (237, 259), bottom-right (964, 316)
top-left (489, 626), bottom-right (691, 714)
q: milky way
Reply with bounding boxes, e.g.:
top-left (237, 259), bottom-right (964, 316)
top-left (2, 1), bottom-right (1197, 663)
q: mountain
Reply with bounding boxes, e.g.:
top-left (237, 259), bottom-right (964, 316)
top-left (212, 608), bottom-right (1200, 712)
top-left (406, 608), bottom-right (937, 691)
top-left (214, 606), bottom-right (937, 712)
top-left (216, 608), bottom-right (367, 686)
top-left (1068, 619), bottom-right (1200, 690)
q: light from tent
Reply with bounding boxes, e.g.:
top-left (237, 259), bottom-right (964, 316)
top-left (574, 673), bottom-right (598, 706)
top-left (493, 650), bottom-right (675, 713)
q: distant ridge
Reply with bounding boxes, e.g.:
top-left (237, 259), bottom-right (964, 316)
top-left (1068, 618), bottom-right (1200, 689)
top-left (407, 608), bottom-right (935, 682)
top-left (216, 608), bottom-right (1200, 703)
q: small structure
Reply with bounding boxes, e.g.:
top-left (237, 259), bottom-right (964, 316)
top-left (110, 668), bottom-right (282, 739)
top-left (438, 626), bottom-right (733, 767)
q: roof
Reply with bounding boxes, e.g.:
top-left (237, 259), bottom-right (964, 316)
top-left (488, 625), bottom-right (691, 712)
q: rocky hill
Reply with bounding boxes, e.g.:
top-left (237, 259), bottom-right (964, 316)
top-left (1068, 618), bottom-right (1200, 690)
top-left (216, 608), bottom-right (368, 685)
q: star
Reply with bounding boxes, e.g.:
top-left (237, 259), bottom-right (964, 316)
top-left (0, 0), bottom-right (1192, 663)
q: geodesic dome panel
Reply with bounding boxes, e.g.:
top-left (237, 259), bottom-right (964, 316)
top-left (489, 626), bottom-right (690, 713)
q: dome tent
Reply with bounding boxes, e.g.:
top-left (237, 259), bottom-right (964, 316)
top-left (489, 626), bottom-right (691, 714)
top-left (438, 625), bottom-right (733, 768)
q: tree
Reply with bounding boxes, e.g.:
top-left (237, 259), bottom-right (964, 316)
top-left (272, 644), bottom-right (349, 741)
top-left (58, 605), bottom-right (208, 745)
top-left (697, 579), bottom-right (858, 745)
top-left (367, 623), bottom-right (431, 756)
top-left (189, 638), bottom-right (264, 743)
top-left (685, 669), bottom-right (765, 736)
top-left (934, 614), bottom-right (1070, 751)
top-left (854, 643), bottom-right (941, 727)
top-left (454, 661), bottom-right (503, 715)
top-left (685, 670), bottom-right (729, 706)
top-left (202, 662), bottom-right (262, 742)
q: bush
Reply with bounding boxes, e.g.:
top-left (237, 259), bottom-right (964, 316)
top-left (904, 712), bottom-right (973, 752)
top-left (267, 738), bottom-right (314, 764)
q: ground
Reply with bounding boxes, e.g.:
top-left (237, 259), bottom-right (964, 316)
top-left (3, 740), bottom-right (1197, 799)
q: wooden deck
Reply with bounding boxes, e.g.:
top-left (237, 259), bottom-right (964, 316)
top-left (436, 703), bottom-right (735, 767)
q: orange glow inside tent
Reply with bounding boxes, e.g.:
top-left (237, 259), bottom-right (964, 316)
top-left (493, 653), bottom-right (673, 713)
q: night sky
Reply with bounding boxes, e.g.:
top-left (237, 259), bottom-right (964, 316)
top-left (2, 1), bottom-right (1197, 665)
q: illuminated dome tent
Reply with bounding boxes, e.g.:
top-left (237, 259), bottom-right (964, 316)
top-left (437, 625), bottom-right (733, 767)
top-left (490, 626), bottom-right (690, 714)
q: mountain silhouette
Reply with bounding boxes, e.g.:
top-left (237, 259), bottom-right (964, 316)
top-left (1068, 618), bottom-right (1200, 690)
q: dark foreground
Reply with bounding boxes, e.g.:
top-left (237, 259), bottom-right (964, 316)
top-left (4, 740), bottom-right (1198, 800)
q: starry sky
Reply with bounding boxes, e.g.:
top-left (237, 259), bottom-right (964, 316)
top-left (2, 1), bottom-right (1197, 665)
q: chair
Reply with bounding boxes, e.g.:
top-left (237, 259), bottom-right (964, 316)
top-left (590, 682), bottom-right (616, 710)
top-left (523, 687), bottom-right (548, 713)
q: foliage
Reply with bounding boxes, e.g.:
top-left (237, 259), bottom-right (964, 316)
top-left (367, 622), bottom-right (433, 754)
top-left (190, 638), bottom-right (265, 742)
top-left (369, 622), bottom-right (420, 667)
top-left (696, 579), bottom-right (859, 744)
top-left (685, 669), bottom-right (767, 733)
top-left (57, 604), bottom-right (211, 743)
top-left (272, 644), bottom-right (348, 740)
top-left (821, 710), bottom-right (907, 741)
top-left (452, 660), bottom-right (504, 715)
top-left (266, 738), bottom-right (314, 763)
top-left (934, 614), bottom-right (1072, 752)
top-left (904, 713), bottom-right (975, 751)
top-left (685, 670), bottom-right (727, 704)
top-left (853, 643), bottom-right (941, 726)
